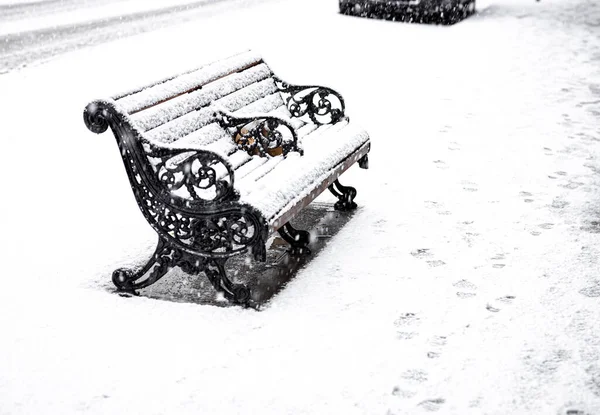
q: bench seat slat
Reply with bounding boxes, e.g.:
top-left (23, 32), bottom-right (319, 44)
top-left (238, 121), bottom-right (369, 222)
top-left (115, 50), bottom-right (263, 114)
top-left (144, 79), bottom-right (279, 144)
top-left (236, 156), bottom-right (284, 191)
top-left (237, 122), bottom-right (348, 191)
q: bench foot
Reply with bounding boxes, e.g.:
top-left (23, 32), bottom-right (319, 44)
top-left (358, 154), bottom-right (369, 169)
top-left (111, 238), bottom-right (251, 305)
top-left (329, 179), bottom-right (357, 211)
top-left (204, 259), bottom-right (251, 305)
top-left (112, 238), bottom-right (175, 294)
top-left (278, 222), bottom-right (312, 256)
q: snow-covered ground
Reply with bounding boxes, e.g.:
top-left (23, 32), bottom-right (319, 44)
top-left (1, 0), bottom-right (600, 413)
top-left (0, 0), bottom-right (278, 73)
top-left (0, 0), bottom-right (266, 35)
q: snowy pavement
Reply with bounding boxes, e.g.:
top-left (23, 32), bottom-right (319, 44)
top-left (1, 0), bottom-right (600, 414)
top-left (0, 0), bottom-right (277, 73)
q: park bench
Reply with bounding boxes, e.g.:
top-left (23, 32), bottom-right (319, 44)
top-left (83, 50), bottom-right (371, 306)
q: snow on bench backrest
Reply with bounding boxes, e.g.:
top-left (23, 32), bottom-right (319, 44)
top-left (110, 50), bottom-right (293, 152)
top-left (114, 50), bottom-right (263, 114)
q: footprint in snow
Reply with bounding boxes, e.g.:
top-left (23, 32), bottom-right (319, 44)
top-left (491, 253), bottom-right (507, 269)
top-left (561, 181), bottom-right (584, 189)
top-left (395, 312), bottom-right (421, 327)
top-left (531, 223), bottom-right (555, 236)
top-left (433, 160), bottom-right (449, 170)
top-left (411, 249), bottom-right (432, 259)
top-left (456, 291), bottom-right (476, 298)
top-left (427, 335), bottom-right (448, 359)
top-left (579, 285), bottom-right (600, 298)
top-left (424, 201), bottom-right (439, 209)
top-left (486, 296), bottom-right (515, 312)
top-left (391, 386), bottom-right (416, 399)
top-left (519, 191), bottom-right (535, 203)
top-left (461, 180), bottom-right (478, 192)
top-left (391, 369), bottom-right (428, 401)
top-left (462, 231), bottom-right (479, 247)
top-left (486, 304), bottom-right (501, 312)
top-left (454, 279), bottom-right (477, 298)
top-left (418, 398), bottom-right (446, 412)
top-left (551, 198), bottom-right (569, 209)
top-left (394, 312), bottom-right (420, 340)
top-left (410, 249), bottom-right (445, 267)
top-left (580, 221), bottom-right (600, 234)
top-left (401, 369), bottom-right (428, 383)
top-left (448, 141), bottom-right (461, 151)
top-left (496, 295), bottom-right (516, 304)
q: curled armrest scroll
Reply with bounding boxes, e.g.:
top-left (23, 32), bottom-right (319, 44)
top-left (84, 100), bottom-right (238, 207)
top-left (84, 101), bottom-right (113, 134)
top-left (216, 110), bottom-right (302, 157)
top-left (273, 76), bottom-right (346, 125)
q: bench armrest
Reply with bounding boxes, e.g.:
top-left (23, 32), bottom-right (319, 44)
top-left (84, 100), bottom-right (239, 209)
top-left (273, 76), bottom-right (346, 125)
top-left (215, 109), bottom-right (303, 156)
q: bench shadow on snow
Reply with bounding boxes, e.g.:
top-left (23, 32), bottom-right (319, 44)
top-left (105, 202), bottom-right (357, 309)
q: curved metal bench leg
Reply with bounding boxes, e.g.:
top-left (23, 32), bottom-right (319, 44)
top-left (278, 222), bottom-right (311, 256)
top-left (358, 154), bottom-right (369, 169)
top-left (204, 259), bottom-right (251, 306)
top-left (328, 179), bottom-right (358, 211)
top-left (112, 238), bottom-right (176, 294)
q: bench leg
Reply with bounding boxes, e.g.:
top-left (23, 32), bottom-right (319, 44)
top-left (358, 154), bottom-right (369, 169)
top-left (203, 259), bottom-right (251, 305)
top-left (329, 179), bottom-right (358, 211)
top-left (278, 222), bottom-right (311, 256)
top-left (112, 238), bottom-right (251, 305)
top-left (112, 238), bottom-right (175, 294)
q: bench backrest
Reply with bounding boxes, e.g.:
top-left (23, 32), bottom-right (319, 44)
top-left (110, 50), bottom-right (297, 153)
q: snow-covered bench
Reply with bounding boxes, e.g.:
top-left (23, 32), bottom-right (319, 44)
top-left (83, 50), bottom-right (370, 305)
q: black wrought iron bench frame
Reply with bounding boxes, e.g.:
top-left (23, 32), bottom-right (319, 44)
top-left (84, 70), bottom-right (370, 307)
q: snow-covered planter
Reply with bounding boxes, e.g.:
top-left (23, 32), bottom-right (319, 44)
top-left (339, 0), bottom-right (476, 24)
top-left (83, 51), bottom-right (371, 306)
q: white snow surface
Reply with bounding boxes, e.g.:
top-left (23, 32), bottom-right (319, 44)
top-left (0, 0), bottom-right (253, 36)
top-left (1, 0), bottom-right (600, 414)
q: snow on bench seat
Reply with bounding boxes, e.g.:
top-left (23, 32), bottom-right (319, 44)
top-left (239, 120), bottom-right (369, 229)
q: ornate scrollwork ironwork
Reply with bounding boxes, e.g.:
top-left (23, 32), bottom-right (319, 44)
top-left (274, 77), bottom-right (346, 125)
top-left (112, 238), bottom-right (181, 292)
top-left (133, 174), bottom-right (264, 257)
top-left (85, 101), bottom-right (239, 209)
top-left (216, 110), bottom-right (302, 157)
top-left (112, 238), bottom-right (252, 305)
top-left (84, 100), bottom-right (268, 260)
top-left (144, 143), bottom-right (238, 207)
